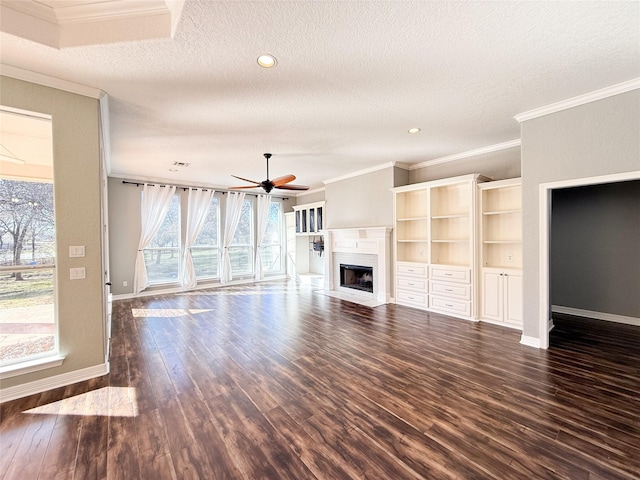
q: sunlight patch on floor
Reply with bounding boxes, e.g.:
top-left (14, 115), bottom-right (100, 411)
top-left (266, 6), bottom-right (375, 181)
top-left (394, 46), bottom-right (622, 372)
top-left (24, 386), bottom-right (138, 417)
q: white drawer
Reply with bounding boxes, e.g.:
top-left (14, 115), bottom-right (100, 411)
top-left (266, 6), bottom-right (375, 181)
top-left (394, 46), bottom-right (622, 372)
top-left (397, 290), bottom-right (428, 307)
top-left (397, 263), bottom-right (427, 277)
top-left (398, 277), bottom-right (427, 291)
top-left (430, 266), bottom-right (470, 284)
top-left (429, 296), bottom-right (471, 316)
top-left (430, 281), bottom-right (470, 300)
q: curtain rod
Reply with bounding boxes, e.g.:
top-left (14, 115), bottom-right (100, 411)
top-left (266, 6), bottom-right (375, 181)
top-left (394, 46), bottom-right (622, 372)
top-left (120, 180), bottom-right (289, 200)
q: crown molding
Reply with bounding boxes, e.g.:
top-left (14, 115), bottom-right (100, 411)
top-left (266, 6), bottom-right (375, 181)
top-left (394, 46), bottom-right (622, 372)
top-left (1, 64), bottom-right (103, 99)
top-left (409, 139), bottom-right (521, 170)
top-left (323, 161), bottom-right (404, 185)
top-left (515, 77), bottom-right (640, 123)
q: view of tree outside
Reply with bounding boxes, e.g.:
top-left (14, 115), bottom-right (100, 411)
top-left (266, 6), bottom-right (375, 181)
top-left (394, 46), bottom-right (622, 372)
top-left (229, 200), bottom-right (253, 274)
top-left (0, 178), bottom-right (56, 363)
top-left (193, 197), bottom-right (220, 279)
top-left (143, 195), bottom-right (181, 284)
top-left (0, 179), bottom-right (55, 269)
top-left (260, 202), bottom-right (283, 273)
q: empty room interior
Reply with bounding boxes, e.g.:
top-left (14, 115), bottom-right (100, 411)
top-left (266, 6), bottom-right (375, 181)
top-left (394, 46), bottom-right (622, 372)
top-left (0, 1), bottom-right (639, 479)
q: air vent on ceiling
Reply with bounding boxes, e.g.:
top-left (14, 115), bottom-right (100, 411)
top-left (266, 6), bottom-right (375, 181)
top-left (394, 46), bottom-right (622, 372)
top-left (172, 162), bottom-right (190, 167)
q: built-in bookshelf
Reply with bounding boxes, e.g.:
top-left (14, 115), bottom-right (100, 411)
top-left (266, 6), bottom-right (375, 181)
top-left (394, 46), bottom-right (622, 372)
top-left (478, 178), bottom-right (523, 328)
top-left (394, 188), bottom-right (429, 264)
top-left (430, 181), bottom-right (473, 267)
top-left (392, 174), bottom-right (488, 318)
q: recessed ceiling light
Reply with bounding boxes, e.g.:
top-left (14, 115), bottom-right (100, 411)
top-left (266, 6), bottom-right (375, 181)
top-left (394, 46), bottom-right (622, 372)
top-left (257, 54), bottom-right (277, 68)
top-left (408, 128), bottom-right (421, 134)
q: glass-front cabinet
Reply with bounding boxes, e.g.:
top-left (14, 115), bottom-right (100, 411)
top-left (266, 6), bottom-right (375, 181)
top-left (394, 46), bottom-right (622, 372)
top-left (293, 201), bottom-right (325, 235)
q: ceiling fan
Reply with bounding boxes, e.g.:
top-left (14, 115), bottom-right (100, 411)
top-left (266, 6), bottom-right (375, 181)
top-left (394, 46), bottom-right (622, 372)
top-left (230, 153), bottom-right (310, 193)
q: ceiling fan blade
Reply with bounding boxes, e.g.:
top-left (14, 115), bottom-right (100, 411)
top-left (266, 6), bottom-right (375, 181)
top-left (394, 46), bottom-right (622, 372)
top-left (229, 185), bottom-right (261, 190)
top-left (231, 174), bottom-right (261, 185)
top-left (271, 174), bottom-right (296, 186)
top-left (275, 184), bottom-right (310, 191)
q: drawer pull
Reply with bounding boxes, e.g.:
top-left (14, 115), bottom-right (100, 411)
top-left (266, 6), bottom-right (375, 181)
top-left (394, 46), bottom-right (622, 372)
top-left (407, 282), bottom-right (415, 286)
top-left (407, 269), bottom-right (415, 272)
top-left (408, 296), bottom-right (415, 300)
top-left (445, 288), bottom-right (453, 292)
top-left (445, 303), bottom-right (453, 308)
top-left (445, 273), bottom-right (453, 276)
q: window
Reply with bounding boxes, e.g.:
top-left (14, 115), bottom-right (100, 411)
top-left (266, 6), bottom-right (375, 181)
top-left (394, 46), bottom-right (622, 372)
top-left (192, 197), bottom-right (220, 279)
top-left (260, 202), bottom-right (284, 274)
top-left (229, 200), bottom-right (253, 275)
top-left (143, 194), bottom-right (180, 284)
top-left (0, 108), bottom-right (57, 369)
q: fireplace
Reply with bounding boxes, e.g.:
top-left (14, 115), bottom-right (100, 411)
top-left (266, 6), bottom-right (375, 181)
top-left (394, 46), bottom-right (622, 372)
top-left (324, 227), bottom-right (392, 306)
top-left (340, 264), bottom-right (374, 293)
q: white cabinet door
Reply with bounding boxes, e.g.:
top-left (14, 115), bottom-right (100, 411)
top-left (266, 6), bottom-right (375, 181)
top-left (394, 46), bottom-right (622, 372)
top-left (481, 270), bottom-right (502, 322)
top-left (505, 273), bottom-right (523, 325)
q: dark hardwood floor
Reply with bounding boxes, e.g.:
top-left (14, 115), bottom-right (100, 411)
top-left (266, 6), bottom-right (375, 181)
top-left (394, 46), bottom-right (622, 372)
top-left (1, 280), bottom-right (639, 479)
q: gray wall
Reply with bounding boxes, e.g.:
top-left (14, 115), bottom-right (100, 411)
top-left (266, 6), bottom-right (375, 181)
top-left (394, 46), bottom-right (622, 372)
top-left (521, 89), bottom-right (640, 340)
top-left (108, 178), bottom-right (141, 295)
top-left (325, 166), bottom-right (398, 229)
top-left (410, 147), bottom-right (521, 183)
top-left (295, 189), bottom-right (325, 205)
top-left (551, 180), bottom-right (640, 317)
top-left (0, 76), bottom-right (105, 389)
top-left (108, 178), bottom-right (296, 295)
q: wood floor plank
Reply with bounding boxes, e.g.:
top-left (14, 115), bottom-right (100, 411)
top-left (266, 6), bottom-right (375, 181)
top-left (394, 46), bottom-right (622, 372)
top-left (106, 415), bottom-right (140, 480)
top-left (2, 280), bottom-right (639, 479)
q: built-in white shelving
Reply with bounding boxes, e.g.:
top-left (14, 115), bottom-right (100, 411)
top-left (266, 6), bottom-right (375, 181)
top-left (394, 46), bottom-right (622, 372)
top-left (287, 201), bottom-right (326, 287)
top-left (478, 178), bottom-right (523, 328)
top-left (392, 174), bottom-right (488, 318)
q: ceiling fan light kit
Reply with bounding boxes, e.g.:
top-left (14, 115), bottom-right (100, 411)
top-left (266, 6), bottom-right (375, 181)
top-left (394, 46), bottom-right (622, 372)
top-left (230, 153), bottom-right (310, 194)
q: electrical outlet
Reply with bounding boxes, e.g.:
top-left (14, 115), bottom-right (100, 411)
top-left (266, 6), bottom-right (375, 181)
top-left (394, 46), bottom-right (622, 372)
top-left (507, 253), bottom-right (514, 262)
top-left (419, 250), bottom-right (424, 256)
top-left (123, 281), bottom-right (128, 287)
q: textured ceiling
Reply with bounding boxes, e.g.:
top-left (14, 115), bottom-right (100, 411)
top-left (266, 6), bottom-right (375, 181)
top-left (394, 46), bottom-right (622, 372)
top-left (1, 0), bottom-right (639, 191)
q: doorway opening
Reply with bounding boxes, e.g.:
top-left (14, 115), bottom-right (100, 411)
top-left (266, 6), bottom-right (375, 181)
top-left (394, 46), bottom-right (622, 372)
top-left (539, 171), bottom-right (640, 349)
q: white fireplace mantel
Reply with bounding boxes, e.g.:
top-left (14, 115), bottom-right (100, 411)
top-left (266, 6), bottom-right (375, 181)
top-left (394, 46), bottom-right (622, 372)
top-left (324, 227), bottom-right (393, 304)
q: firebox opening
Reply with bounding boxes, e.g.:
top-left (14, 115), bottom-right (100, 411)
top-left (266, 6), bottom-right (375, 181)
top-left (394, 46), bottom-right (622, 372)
top-left (340, 264), bottom-right (373, 293)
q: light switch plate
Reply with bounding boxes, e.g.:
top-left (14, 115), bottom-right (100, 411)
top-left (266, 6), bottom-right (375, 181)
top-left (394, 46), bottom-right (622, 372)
top-left (69, 246), bottom-right (85, 257)
top-left (70, 267), bottom-right (86, 279)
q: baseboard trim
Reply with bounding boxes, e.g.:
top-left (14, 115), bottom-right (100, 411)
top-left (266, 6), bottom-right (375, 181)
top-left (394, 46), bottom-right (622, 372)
top-left (520, 335), bottom-right (541, 349)
top-left (112, 275), bottom-right (288, 301)
top-left (0, 363), bottom-right (109, 403)
top-left (552, 305), bottom-right (640, 327)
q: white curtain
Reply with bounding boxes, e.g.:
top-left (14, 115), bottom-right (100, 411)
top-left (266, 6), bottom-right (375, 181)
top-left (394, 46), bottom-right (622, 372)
top-left (133, 184), bottom-right (176, 294)
top-left (254, 194), bottom-right (272, 280)
top-left (181, 188), bottom-right (215, 290)
top-left (220, 192), bottom-right (246, 284)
